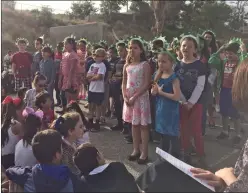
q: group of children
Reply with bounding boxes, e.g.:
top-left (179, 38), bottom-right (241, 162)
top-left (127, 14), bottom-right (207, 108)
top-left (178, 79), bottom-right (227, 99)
top-left (1, 30), bottom-right (248, 184)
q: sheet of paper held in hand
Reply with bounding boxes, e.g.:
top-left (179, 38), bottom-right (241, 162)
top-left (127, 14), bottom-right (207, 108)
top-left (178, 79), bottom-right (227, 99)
top-left (156, 147), bottom-right (215, 192)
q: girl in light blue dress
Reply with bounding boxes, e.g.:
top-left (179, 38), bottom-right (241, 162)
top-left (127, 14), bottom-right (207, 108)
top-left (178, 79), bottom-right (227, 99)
top-left (151, 50), bottom-right (181, 158)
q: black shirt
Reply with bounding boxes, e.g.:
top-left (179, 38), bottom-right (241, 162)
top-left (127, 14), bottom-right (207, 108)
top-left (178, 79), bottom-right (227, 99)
top-left (85, 162), bottom-right (139, 192)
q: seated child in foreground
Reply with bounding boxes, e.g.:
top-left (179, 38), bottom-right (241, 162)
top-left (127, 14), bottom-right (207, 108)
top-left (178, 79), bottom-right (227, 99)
top-left (5, 130), bottom-right (86, 192)
top-left (73, 143), bottom-right (140, 192)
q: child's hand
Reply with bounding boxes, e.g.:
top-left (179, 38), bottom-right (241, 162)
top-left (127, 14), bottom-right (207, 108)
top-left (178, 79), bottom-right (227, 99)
top-left (157, 84), bottom-right (164, 95)
top-left (128, 96), bottom-right (136, 106)
top-left (184, 102), bottom-right (193, 110)
top-left (215, 168), bottom-right (237, 186)
top-left (151, 84), bottom-right (158, 95)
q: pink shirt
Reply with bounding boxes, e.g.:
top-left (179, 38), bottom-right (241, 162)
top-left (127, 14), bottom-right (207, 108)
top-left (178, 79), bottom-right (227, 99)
top-left (77, 49), bottom-right (86, 74)
top-left (61, 51), bottom-right (80, 90)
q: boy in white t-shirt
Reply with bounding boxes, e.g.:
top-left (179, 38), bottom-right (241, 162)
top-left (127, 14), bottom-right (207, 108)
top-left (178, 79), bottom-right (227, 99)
top-left (86, 48), bottom-right (107, 132)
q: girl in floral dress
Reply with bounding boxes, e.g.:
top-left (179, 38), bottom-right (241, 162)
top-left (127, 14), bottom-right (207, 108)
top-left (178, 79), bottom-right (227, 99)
top-left (122, 38), bottom-right (151, 165)
top-left (59, 37), bottom-right (80, 104)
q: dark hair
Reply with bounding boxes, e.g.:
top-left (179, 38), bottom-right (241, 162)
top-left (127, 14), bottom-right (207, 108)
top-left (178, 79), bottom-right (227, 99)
top-left (36, 38), bottom-right (43, 45)
top-left (17, 39), bottom-right (27, 45)
top-left (32, 129), bottom-right (62, 164)
top-left (65, 37), bottom-right (77, 52)
top-left (153, 40), bottom-right (164, 49)
top-left (42, 46), bottom-right (52, 54)
top-left (32, 72), bottom-right (46, 87)
top-left (79, 40), bottom-right (87, 45)
top-left (17, 87), bottom-right (27, 99)
top-left (127, 39), bottom-right (147, 65)
top-left (93, 44), bottom-right (103, 51)
top-left (116, 42), bottom-right (126, 48)
top-left (73, 143), bottom-right (99, 176)
top-left (35, 92), bottom-right (50, 109)
top-left (53, 112), bottom-right (80, 138)
top-left (216, 40), bottom-right (222, 50)
top-left (225, 43), bottom-right (240, 54)
top-left (200, 38), bottom-right (210, 61)
top-left (57, 42), bottom-right (64, 50)
top-left (203, 31), bottom-right (217, 54)
top-left (108, 46), bottom-right (118, 55)
top-left (1, 102), bottom-right (17, 147)
top-left (66, 101), bottom-right (90, 130)
top-left (8, 50), bottom-right (12, 54)
top-left (23, 114), bottom-right (42, 147)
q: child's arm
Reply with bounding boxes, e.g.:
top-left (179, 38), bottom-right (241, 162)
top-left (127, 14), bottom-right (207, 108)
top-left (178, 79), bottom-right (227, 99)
top-left (122, 64), bottom-right (129, 102)
top-left (67, 57), bottom-right (77, 87)
top-left (157, 78), bottom-right (180, 101)
top-left (187, 75), bottom-right (206, 106)
top-left (49, 60), bottom-right (56, 85)
top-left (131, 62), bottom-right (151, 99)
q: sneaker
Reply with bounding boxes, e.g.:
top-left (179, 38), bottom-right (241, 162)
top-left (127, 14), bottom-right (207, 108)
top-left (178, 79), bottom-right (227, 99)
top-left (111, 125), bottom-right (122, 131)
top-left (125, 136), bottom-right (133, 144)
top-left (216, 132), bottom-right (229, 140)
top-left (232, 135), bottom-right (241, 145)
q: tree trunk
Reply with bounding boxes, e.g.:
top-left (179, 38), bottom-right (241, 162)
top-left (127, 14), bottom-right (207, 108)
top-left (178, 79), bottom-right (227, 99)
top-left (151, 1), bottom-right (168, 36)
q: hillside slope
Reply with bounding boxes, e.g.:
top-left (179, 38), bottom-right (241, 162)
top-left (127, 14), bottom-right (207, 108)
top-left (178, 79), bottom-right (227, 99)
top-left (2, 9), bottom-right (153, 56)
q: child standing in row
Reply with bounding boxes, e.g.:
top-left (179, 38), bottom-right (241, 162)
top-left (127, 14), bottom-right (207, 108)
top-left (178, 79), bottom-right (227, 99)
top-left (122, 38), bottom-right (151, 164)
top-left (39, 46), bottom-right (55, 99)
top-left (12, 38), bottom-right (33, 91)
top-left (175, 35), bottom-right (207, 162)
top-left (86, 48), bottom-right (107, 132)
top-left (151, 51), bottom-right (181, 158)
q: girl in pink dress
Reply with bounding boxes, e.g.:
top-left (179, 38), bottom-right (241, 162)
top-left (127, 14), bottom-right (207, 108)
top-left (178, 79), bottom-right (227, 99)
top-left (122, 38), bottom-right (151, 164)
top-left (60, 37), bottom-right (80, 103)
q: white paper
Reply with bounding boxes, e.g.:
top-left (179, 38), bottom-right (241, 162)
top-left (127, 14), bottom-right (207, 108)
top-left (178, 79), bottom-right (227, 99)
top-left (156, 147), bottom-right (215, 192)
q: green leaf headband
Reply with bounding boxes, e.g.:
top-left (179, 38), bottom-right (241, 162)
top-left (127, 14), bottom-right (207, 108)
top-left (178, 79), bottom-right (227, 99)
top-left (116, 40), bottom-right (127, 47)
top-left (99, 40), bottom-right (107, 46)
top-left (43, 43), bottom-right (54, 52)
top-left (15, 37), bottom-right (29, 46)
top-left (64, 34), bottom-right (76, 42)
top-left (202, 30), bottom-right (216, 38)
top-left (228, 37), bottom-right (242, 45)
top-left (78, 38), bottom-right (88, 44)
top-left (171, 37), bottom-right (180, 50)
top-left (152, 36), bottom-right (168, 48)
top-left (156, 47), bottom-right (176, 62)
top-left (180, 34), bottom-right (199, 48)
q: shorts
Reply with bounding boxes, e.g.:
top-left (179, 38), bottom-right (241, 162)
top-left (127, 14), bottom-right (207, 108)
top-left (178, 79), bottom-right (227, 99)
top-left (88, 91), bottom-right (104, 105)
top-left (220, 87), bottom-right (240, 119)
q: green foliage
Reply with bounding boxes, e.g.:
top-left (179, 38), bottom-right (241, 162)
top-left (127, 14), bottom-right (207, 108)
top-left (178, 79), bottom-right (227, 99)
top-left (129, 0), bottom-right (151, 13)
top-left (69, 1), bottom-right (97, 20)
top-left (100, 0), bottom-right (127, 15)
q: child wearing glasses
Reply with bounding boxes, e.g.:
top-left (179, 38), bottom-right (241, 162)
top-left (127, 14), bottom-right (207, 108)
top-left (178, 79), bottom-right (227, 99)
top-left (86, 48), bottom-right (107, 132)
top-left (24, 72), bottom-right (47, 109)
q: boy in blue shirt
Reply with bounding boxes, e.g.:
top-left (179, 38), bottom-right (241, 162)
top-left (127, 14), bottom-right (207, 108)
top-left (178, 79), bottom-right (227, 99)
top-left (6, 130), bottom-right (86, 192)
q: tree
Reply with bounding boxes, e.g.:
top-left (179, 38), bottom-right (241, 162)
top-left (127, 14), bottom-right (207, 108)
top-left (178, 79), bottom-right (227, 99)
top-left (228, 1), bottom-right (248, 31)
top-left (129, 0), bottom-right (152, 13)
top-left (100, 0), bottom-right (127, 15)
top-left (69, 1), bottom-right (97, 20)
top-left (2, 1), bottom-right (16, 10)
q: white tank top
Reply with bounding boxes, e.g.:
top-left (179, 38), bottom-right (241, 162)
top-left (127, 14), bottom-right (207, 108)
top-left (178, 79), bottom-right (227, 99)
top-left (15, 139), bottom-right (37, 167)
top-left (1, 127), bottom-right (20, 156)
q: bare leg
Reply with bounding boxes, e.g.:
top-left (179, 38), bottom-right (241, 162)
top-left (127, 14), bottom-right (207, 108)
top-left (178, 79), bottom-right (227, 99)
top-left (131, 125), bottom-right (141, 155)
top-left (140, 125), bottom-right (149, 159)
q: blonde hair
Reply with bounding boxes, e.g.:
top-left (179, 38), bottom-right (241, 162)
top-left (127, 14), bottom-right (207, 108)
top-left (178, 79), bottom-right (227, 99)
top-left (94, 48), bottom-right (106, 57)
top-left (153, 52), bottom-right (175, 83)
top-left (232, 58), bottom-right (248, 112)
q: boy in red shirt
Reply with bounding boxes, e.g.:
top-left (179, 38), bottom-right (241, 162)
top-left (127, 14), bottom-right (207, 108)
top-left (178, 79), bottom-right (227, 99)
top-left (12, 38), bottom-right (33, 91)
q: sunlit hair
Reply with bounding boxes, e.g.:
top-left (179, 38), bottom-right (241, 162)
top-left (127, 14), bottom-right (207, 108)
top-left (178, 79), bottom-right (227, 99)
top-left (232, 58), bottom-right (248, 112)
top-left (126, 39), bottom-right (147, 65)
top-left (154, 52), bottom-right (175, 83)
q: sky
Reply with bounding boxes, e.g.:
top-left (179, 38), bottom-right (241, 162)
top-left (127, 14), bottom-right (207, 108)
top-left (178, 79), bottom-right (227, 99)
top-left (15, 1), bottom-right (127, 14)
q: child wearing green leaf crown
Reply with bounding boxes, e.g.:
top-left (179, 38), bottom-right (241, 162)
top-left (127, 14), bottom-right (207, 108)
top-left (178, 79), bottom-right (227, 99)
top-left (208, 39), bottom-right (248, 145)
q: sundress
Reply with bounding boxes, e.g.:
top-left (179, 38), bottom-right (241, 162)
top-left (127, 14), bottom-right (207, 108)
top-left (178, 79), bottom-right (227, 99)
top-left (154, 73), bottom-right (179, 136)
top-left (60, 51), bottom-right (80, 91)
top-left (122, 61), bottom-right (151, 126)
